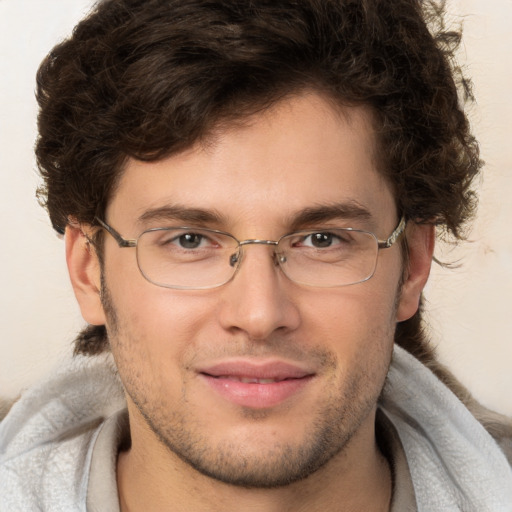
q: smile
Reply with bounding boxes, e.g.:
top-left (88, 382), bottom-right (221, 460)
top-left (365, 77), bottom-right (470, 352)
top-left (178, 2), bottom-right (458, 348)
top-left (197, 360), bottom-right (315, 409)
top-left (209, 375), bottom-right (295, 384)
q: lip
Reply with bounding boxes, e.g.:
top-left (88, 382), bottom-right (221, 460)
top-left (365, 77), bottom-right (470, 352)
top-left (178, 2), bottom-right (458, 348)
top-left (197, 360), bottom-right (315, 409)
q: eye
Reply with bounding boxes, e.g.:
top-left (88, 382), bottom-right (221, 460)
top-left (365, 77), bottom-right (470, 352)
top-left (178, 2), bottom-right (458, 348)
top-left (152, 230), bottom-right (221, 251)
top-left (175, 232), bottom-right (209, 249)
top-left (309, 232), bottom-right (336, 248)
top-left (299, 231), bottom-right (350, 249)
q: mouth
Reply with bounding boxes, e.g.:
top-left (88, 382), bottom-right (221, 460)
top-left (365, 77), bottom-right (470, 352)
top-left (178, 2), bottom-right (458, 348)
top-left (208, 376), bottom-right (295, 384)
top-left (198, 360), bottom-right (315, 409)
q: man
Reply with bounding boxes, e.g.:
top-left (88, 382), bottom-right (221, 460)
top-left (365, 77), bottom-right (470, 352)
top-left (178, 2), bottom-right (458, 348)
top-left (1, 0), bottom-right (511, 510)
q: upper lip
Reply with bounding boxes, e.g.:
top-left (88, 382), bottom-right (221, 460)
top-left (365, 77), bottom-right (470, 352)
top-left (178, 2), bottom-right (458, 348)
top-left (198, 360), bottom-right (315, 380)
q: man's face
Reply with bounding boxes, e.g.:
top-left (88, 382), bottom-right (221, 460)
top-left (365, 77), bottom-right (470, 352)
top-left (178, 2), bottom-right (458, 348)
top-left (89, 93), bottom-right (415, 487)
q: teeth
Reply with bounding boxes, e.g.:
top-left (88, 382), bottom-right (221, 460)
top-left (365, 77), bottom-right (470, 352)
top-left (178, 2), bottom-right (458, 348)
top-left (240, 377), bottom-right (260, 383)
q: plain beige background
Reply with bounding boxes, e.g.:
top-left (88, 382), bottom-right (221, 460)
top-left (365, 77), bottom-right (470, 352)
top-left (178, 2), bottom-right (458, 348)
top-left (0, 0), bottom-right (511, 415)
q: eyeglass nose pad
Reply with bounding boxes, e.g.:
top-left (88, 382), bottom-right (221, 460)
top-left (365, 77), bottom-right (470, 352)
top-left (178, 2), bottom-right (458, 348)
top-left (274, 252), bottom-right (287, 266)
top-left (229, 250), bottom-right (241, 267)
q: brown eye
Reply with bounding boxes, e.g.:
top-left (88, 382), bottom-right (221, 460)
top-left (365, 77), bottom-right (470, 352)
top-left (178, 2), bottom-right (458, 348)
top-left (310, 232), bottom-right (334, 248)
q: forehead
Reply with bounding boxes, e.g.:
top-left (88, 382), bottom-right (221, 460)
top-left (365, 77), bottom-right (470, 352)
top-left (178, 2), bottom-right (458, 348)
top-left (107, 93), bottom-right (396, 234)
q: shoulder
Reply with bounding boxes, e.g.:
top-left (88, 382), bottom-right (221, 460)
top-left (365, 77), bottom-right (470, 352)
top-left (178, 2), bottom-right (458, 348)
top-left (382, 345), bottom-right (512, 508)
top-left (0, 398), bottom-right (15, 422)
top-left (420, 348), bottom-right (512, 467)
top-left (0, 355), bottom-right (125, 511)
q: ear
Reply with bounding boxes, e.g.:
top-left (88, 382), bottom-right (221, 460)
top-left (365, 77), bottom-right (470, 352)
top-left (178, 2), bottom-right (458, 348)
top-left (396, 223), bottom-right (435, 322)
top-left (65, 223), bottom-right (107, 326)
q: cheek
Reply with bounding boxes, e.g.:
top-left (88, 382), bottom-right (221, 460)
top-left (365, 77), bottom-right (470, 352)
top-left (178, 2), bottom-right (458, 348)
top-left (297, 280), bottom-right (399, 384)
top-left (111, 286), bottom-right (213, 351)
top-left (105, 291), bottom-right (204, 414)
top-left (102, 262), bottom-right (217, 390)
top-left (105, 245), bottom-right (213, 337)
top-left (303, 281), bottom-right (398, 341)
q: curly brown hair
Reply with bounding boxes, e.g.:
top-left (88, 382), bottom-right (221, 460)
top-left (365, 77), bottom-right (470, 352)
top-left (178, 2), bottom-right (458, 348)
top-left (35, 0), bottom-right (481, 360)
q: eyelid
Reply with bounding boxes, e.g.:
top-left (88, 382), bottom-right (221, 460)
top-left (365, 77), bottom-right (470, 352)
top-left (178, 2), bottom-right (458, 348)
top-left (291, 225), bottom-right (365, 235)
top-left (143, 225), bottom-right (228, 235)
top-left (142, 224), bottom-right (211, 234)
top-left (145, 226), bottom-right (240, 248)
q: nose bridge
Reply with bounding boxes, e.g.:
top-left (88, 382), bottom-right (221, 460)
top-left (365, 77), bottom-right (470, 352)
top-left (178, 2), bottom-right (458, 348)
top-left (239, 239), bottom-right (279, 248)
top-left (233, 239), bottom-right (281, 273)
top-left (220, 238), bottom-right (299, 338)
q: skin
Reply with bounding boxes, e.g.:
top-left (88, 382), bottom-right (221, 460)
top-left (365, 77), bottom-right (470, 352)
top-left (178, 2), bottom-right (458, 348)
top-left (67, 93), bottom-right (434, 511)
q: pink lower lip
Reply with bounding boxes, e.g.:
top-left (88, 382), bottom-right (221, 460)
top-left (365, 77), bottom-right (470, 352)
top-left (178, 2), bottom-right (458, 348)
top-left (200, 374), bottom-right (313, 409)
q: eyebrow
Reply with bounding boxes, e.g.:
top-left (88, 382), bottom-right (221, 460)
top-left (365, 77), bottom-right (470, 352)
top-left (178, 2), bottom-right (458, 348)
top-left (137, 200), bottom-right (374, 231)
top-left (287, 201), bottom-right (373, 231)
top-left (138, 205), bottom-right (226, 226)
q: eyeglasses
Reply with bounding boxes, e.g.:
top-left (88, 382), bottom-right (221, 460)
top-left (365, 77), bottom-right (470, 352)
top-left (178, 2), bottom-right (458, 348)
top-left (95, 216), bottom-right (406, 290)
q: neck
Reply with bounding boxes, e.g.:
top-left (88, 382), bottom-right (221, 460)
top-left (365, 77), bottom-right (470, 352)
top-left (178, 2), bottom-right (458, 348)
top-left (117, 409), bottom-right (392, 512)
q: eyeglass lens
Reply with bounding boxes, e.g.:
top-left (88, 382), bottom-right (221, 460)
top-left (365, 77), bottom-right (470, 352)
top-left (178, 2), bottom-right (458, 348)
top-left (134, 227), bottom-right (380, 289)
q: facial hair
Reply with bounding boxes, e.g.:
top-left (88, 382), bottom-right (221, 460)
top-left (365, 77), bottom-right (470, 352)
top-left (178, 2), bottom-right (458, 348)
top-left (101, 276), bottom-right (396, 489)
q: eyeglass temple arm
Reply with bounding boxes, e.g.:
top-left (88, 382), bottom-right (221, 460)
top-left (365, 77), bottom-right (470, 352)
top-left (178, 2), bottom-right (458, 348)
top-left (377, 216), bottom-right (406, 249)
top-left (95, 218), bottom-right (137, 248)
top-left (94, 216), bottom-right (406, 251)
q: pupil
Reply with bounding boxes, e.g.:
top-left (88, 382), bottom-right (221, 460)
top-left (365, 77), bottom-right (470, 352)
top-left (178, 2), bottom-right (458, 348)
top-left (180, 233), bottom-right (202, 249)
top-left (312, 233), bottom-right (332, 248)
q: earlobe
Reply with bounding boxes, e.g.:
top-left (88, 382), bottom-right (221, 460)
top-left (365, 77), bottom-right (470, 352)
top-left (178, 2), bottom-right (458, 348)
top-left (66, 223), bottom-right (107, 326)
top-left (396, 223), bottom-right (435, 322)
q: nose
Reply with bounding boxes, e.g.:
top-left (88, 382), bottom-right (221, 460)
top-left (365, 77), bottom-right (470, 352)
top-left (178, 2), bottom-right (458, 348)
top-left (217, 244), bottom-right (301, 340)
